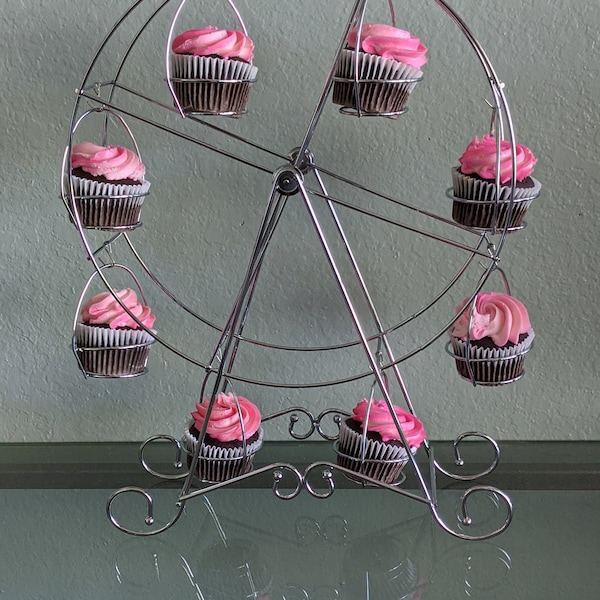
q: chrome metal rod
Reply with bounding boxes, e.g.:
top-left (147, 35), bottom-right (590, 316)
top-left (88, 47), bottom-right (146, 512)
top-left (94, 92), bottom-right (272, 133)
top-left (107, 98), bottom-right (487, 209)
top-left (220, 188), bottom-right (289, 381)
top-left (429, 485), bottom-right (513, 541)
top-left (432, 432), bottom-right (501, 481)
top-left (294, 0), bottom-right (367, 166)
top-left (80, 81), bottom-right (290, 163)
top-left (106, 486), bottom-right (186, 537)
top-left (124, 233), bottom-right (223, 332)
top-left (313, 161), bottom-right (478, 232)
top-left (297, 176), bottom-right (433, 504)
top-left (76, 92), bottom-right (274, 176)
top-left (106, 0), bottom-right (172, 111)
top-left (305, 184), bottom-right (494, 259)
top-left (313, 166), bottom-right (417, 415)
top-left (182, 187), bottom-right (289, 498)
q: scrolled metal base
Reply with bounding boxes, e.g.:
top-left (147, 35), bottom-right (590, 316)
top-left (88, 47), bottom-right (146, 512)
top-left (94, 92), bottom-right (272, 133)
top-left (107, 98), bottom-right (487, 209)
top-left (139, 434), bottom-right (188, 480)
top-left (107, 433), bottom-right (512, 541)
top-left (430, 485), bottom-right (513, 541)
top-left (106, 486), bottom-right (187, 537)
top-left (432, 432), bottom-right (501, 481)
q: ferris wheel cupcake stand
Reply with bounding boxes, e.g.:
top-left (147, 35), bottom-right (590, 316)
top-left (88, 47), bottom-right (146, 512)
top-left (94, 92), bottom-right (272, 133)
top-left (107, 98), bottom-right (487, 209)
top-left (60, 0), bottom-right (534, 541)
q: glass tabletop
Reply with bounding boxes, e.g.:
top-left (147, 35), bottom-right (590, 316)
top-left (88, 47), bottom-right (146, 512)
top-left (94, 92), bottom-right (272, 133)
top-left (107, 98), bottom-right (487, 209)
top-left (1, 442), bottom-right (598, 599)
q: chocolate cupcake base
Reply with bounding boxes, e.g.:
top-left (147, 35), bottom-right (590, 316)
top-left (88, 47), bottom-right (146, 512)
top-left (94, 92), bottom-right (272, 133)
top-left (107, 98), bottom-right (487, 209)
top-left (451, 167), bottom-right (541, 231)
top-left (183, 421), bottom-right (264, 483)
top-left (170, 55), bottom-right (258, 116)
top-left (171, 80), bottom-right (252, 116)
top-left (449, 331), bottom-right (534, 386)
top-left (75, 323), bottom-right (155, 377)
top-left (332, 49), bottom-right (422, 117)
top-left (451, 196), bottom-right (534, 231)
top-left (70, 174), bottom-right (150, 231)
top-left (335, 418), bottom-right (415, 485)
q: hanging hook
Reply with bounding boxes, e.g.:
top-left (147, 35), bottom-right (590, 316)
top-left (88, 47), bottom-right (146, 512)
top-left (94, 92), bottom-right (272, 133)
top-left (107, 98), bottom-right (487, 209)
top-left (104, 242), bottom-right (116, 268)
top-left (484, 98), bottom-right (497, 137)
top-left (484, 83), bottom-right (505, 138)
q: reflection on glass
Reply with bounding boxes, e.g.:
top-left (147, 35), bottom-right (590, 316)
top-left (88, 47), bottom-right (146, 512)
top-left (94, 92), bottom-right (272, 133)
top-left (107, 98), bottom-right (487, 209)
top-left (342, 532), bottom-right (425, 599)
top-left (111, 491), bottom-right (517, 599)
top-left (431, 542), bottom-right (513, 598)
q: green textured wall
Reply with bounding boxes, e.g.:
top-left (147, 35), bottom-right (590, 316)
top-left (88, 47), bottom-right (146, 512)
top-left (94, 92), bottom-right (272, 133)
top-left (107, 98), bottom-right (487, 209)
top-left (1, 0), bottom-right (598, 442)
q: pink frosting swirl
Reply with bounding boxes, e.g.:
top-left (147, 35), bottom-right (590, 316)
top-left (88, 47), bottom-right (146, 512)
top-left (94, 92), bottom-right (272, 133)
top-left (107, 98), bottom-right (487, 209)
top-left (458, 135), bottom-right (537, 184)
top-left (81, 288), bottom-right (156, 330)
top-left (347, 23), bottom-right (427, 69)
top-left (452, 292), bottom-right (531, 346)
top-left (191, 392), bottom-right (261, 443)
top-left (172, 27), bottom-right (254, 61)
top-left (71, 142), bottom-right (146, 182)
top-left (352, 399), bottom-right (426, 445)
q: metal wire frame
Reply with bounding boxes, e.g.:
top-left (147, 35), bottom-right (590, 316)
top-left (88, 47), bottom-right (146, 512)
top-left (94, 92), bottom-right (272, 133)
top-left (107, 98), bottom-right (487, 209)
top-left (62, 99), bottom-right (502, 388)
top-left (61, 0), bottom-right (525, 540)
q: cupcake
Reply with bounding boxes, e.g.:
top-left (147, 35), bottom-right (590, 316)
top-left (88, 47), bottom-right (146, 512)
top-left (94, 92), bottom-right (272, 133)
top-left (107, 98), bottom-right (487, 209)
top-left (169, 26), bottom-right (258, 116)
top-left (75, 288), bottom-right (156, 377)
top-left (70, 142), bottom-right (151, 231)
top-left (332, 23), bottom-right (427, 116)
top-left (183, 392), bottom-right (264, 482)
top-left (451, 135), bottom-right (541, 230)
top-left (335, 399), bottom-right (426, 485)
top-left (449, 292), bottom-right (534, 385)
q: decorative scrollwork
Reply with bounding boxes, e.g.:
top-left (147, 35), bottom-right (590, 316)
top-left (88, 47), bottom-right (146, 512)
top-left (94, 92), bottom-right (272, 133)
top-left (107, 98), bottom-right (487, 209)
top-left (429, 485), bottom-right (513, 541)
top-left (315, 408), bottom-right (349, 441)
top-left (304, 464), bottom-right (336, 499)
top-left (262, 406), bottom-right (349, 441)
top-left (433, 432), bottom-right (500, 481)
top-left (272, 464), bottom-right (305, 500)
top-left (288, 409), bottom-right (316, 440)
top-left (139, 434), bottom-right (189, 480)
top-left (106, 486), bottom-right (186, 536)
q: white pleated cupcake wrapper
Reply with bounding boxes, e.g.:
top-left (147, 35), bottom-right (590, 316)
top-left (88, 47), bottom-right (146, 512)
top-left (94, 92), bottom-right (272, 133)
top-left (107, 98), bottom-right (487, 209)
top-left (71, 175), bottom-right (150, 230)
top-left (170, 54), bottom-right (257, 114)
top-left (333, 49), bottom-right (422, 114)
top-left (336, 420), bottom-right (417, 484)
top-left (450, 330), bottom-right (534, 385)
top-left (183, 421), bottom-right (264, 483)
top-left (75, 323), bottom-right (155, 376)
top-left (451, 168), bottom-right (541, 229)
top-left (170, 54), bottom-right (257, 83)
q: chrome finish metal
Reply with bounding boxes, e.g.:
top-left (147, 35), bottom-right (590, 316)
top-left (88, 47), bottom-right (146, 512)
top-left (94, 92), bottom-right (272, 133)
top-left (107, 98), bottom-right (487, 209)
top-left (430, 486), bottom-right (513, 541)
top-left (60, 0), bottom-right (528, 542)
top-left (431, 432), bottom-right (501, 481)
top-left (107, 486), bottom-right (187, 536)
top-left (261, 407), bottom-right (351, 441)
top-left (139, 435), bottom-right (188, 480)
